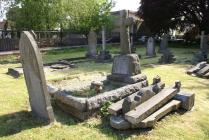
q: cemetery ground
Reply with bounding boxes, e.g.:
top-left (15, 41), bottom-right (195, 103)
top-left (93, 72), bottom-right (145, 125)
top-left (0, 44), bottom-right (209, 140)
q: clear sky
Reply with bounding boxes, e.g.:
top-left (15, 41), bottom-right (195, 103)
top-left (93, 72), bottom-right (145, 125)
top-left (111, 0), bottom-right (140, 11)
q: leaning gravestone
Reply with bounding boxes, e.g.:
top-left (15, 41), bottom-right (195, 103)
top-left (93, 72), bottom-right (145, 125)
top-left (86, 28), bottom-right (97, 58)
top-left (146, 37), bottom-right (156, 57)
top-left (19, 31), bottom-right (55, 123)
top-left (159, 34), bottom-right (168, 53)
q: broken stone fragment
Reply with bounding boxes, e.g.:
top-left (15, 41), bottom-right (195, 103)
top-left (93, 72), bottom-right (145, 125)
top-left (110, 115), bottom-right (131, 130)
top-left (173, 92), bottom-right (195, 111)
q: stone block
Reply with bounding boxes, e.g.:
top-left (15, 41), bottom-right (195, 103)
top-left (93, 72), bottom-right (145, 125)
top-left (173, 92), bottom-right (195, 111)
top-left (110, 115), bottom-right (131, 130)
top-left (196, 64), bottom-right (209, 76)
top-left (107, 74), bottom-right (147, 84)
top-left (87, 80), bottom-right (148, 110)
top-left (125, 82), bottom-right (180, 124)
top-left (111, 54), bottom-right (141, 76)
top-left (7, 68), bottom-right (23, 78)
top-left (134, 100), bottom-right (181, 128)
top-left (187, 62), bottom-right (207, 75)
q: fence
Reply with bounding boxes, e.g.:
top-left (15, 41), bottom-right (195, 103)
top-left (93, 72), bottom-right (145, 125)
top-left (0, 30), bottom-right (89, 52)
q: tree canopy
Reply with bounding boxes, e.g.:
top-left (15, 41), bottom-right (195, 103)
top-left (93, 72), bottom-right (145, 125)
top-left (138, 0), bottom-right (209, 35)
top-left (6, 0), bottom-right (114, 34)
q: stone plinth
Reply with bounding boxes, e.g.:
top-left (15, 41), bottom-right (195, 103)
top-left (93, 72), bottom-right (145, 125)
top-left (107, 54), bottom-right (142, 84)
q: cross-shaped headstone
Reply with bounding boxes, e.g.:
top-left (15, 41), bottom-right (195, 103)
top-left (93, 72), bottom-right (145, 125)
top-left (115, 10), bottom-right (134, 54)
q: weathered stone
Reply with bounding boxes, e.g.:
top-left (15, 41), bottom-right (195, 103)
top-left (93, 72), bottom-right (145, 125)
top-left (196, 64), bottom-right (209, 76)
top-left (192, 51), bottom-right (208, 65)
top-left (158, 49), bottom-right (176, 64)
top-left (50, 64), bottom-right (68, 69)
top-left (134, 100), bottom-right (181, 128)
top-left (97, 50), bottom-right (112, 62)
top-left (108, 80), bottom-right (164, 116)
top-left (54, 91), bottom-right (87, 112)
top-left (47, 84), bottom-right (59, 97)
top-left (108, 73), bottom-right (146, 85)
top-left (7, 68), bottom-right (23, 78)
top-left (87, 80), bottom-right (148, 110)
top-left (125, 82), bottom-right (181, 124)
top-left (90, 81), bottom-right (103, 93)
top-left (173, 92), bottom-right (195, 111)
top-left (110, 115), bottom-right (131, 130)
top-left (19, 31), bottom-right (55, 123)
top-left (86, 28), bottom-right (97, 58)
top-left (159, 34), bottom-right (168, 53)
top-left (187, 61), bottom-right (207, 74)
top-left (146, 37), bottom-right (156, 57)
top-left (108, 54), bottom-right (141, 80)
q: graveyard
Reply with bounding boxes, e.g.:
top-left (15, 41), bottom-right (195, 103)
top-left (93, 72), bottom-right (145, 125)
top-left (0, 0), bottom-right (209, 140)
top-left (0, 42), bottom-right (209, 139)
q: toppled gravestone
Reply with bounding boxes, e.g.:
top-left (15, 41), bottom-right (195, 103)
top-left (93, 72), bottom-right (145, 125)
top-left (109, 79), bottom-right (195, 130)
top-left (187, 61), bottom-right (209, 79)
top-left (7, 67), bottom-right (24, 78)
top-left (19, 31), bottom-right (55, 123)
top-left (158, 49), bottom-right (176, 64)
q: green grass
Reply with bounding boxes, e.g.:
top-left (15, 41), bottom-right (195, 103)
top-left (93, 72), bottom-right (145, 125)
top-left (0, 44), bottom-right (209, 140)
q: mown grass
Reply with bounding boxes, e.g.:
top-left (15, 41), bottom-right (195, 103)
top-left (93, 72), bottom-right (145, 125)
top-left (0, 44), bottom-right (209, 140)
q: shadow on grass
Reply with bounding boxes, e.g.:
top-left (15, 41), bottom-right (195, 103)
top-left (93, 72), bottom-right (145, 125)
top-left (94, 117), bottom-right (152, 139)
top-left (0, 111), bottom-right (46, 137)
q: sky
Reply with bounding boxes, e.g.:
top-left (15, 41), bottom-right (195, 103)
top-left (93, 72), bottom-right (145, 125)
top-left (112, 0), bottom-right (140, 11)
top-left (0, 0), bottom-right (140, 21)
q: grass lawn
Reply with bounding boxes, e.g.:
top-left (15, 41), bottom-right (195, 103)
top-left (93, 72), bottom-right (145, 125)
top-left (0, 44), bottom-right (209, 140)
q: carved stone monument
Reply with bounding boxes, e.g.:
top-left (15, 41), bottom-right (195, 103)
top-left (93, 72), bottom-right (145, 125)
top-left (192, 31), bottom-right (208, 64)
top-left (97, 26), bottom-right (112, 62)
top-left (107, 10), bottom-right (143, 84)
top-left (86, 28), bottom-right (97, 58)
top-left (159, 34), bottom-right (168, 53)
top-left (146, 37), bottom-right (156, 57)
top-left (19, 31), bottom-right (55, 123)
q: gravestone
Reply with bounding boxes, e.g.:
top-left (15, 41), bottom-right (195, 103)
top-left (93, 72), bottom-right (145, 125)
top-left (146, 37), bottom-right (156, 57)
top-left (19, 31), bottom-right (55, 123)
top-left (192, 31), bottom-right (209, 64)
top-left (159, 34), bottom-right (168, 53)
top-left (86, 28), bottom-right (97, 58)
top-left (97, 26), bottom-right (112, 62)
top-left (107, 10), bottom-right (142, 84)
top-left (158, 49), bottom-right (176, 64)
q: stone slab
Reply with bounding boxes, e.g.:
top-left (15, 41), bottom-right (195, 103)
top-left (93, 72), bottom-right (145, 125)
top-left (125, 86), bottom-right (179, 124)
top-left (196, 64), bottom-right (209, 76)
top-left (54, 92), bottom-right (87, 112)
top-left (108, 82), bottom-right (164, 116)
top-left (107, 73), bottom-right (146, 84)
top-left (87, 80), bottom-right (148, 110)
top-left (135, 100), bottom-right (181, 128)
top-left (187, 62), bottom-right (207, 74)
top-left (56, 101), bottom-right (94, 120)
top-left (173, 92), bottom-right (195, 111)
top-left (19, 31), bottom-right (55, 123)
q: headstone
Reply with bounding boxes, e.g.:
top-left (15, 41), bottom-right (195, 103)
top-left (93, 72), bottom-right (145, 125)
top-left (19, 31), bottom-right (55, 123)
top-left (86, 28), bottom-right (97, 58)
top-left (159, 34), bottom-right (168, 53)
top-left (146, 37), bottom-right (156, 57)
top-left (107, 10), bottom-right (142, 84)
top-left (192, 31), bottom-right (208, 64)
top-left (158, 49), bottom-right (176, 64)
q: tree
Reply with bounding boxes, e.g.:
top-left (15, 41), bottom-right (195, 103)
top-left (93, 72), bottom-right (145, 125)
top-left (61, 0), bottom-right (114, 36)
top-left (138, 0), bottom-right (209, 35)
top-left (6, 0), bottom-right (62, 30)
